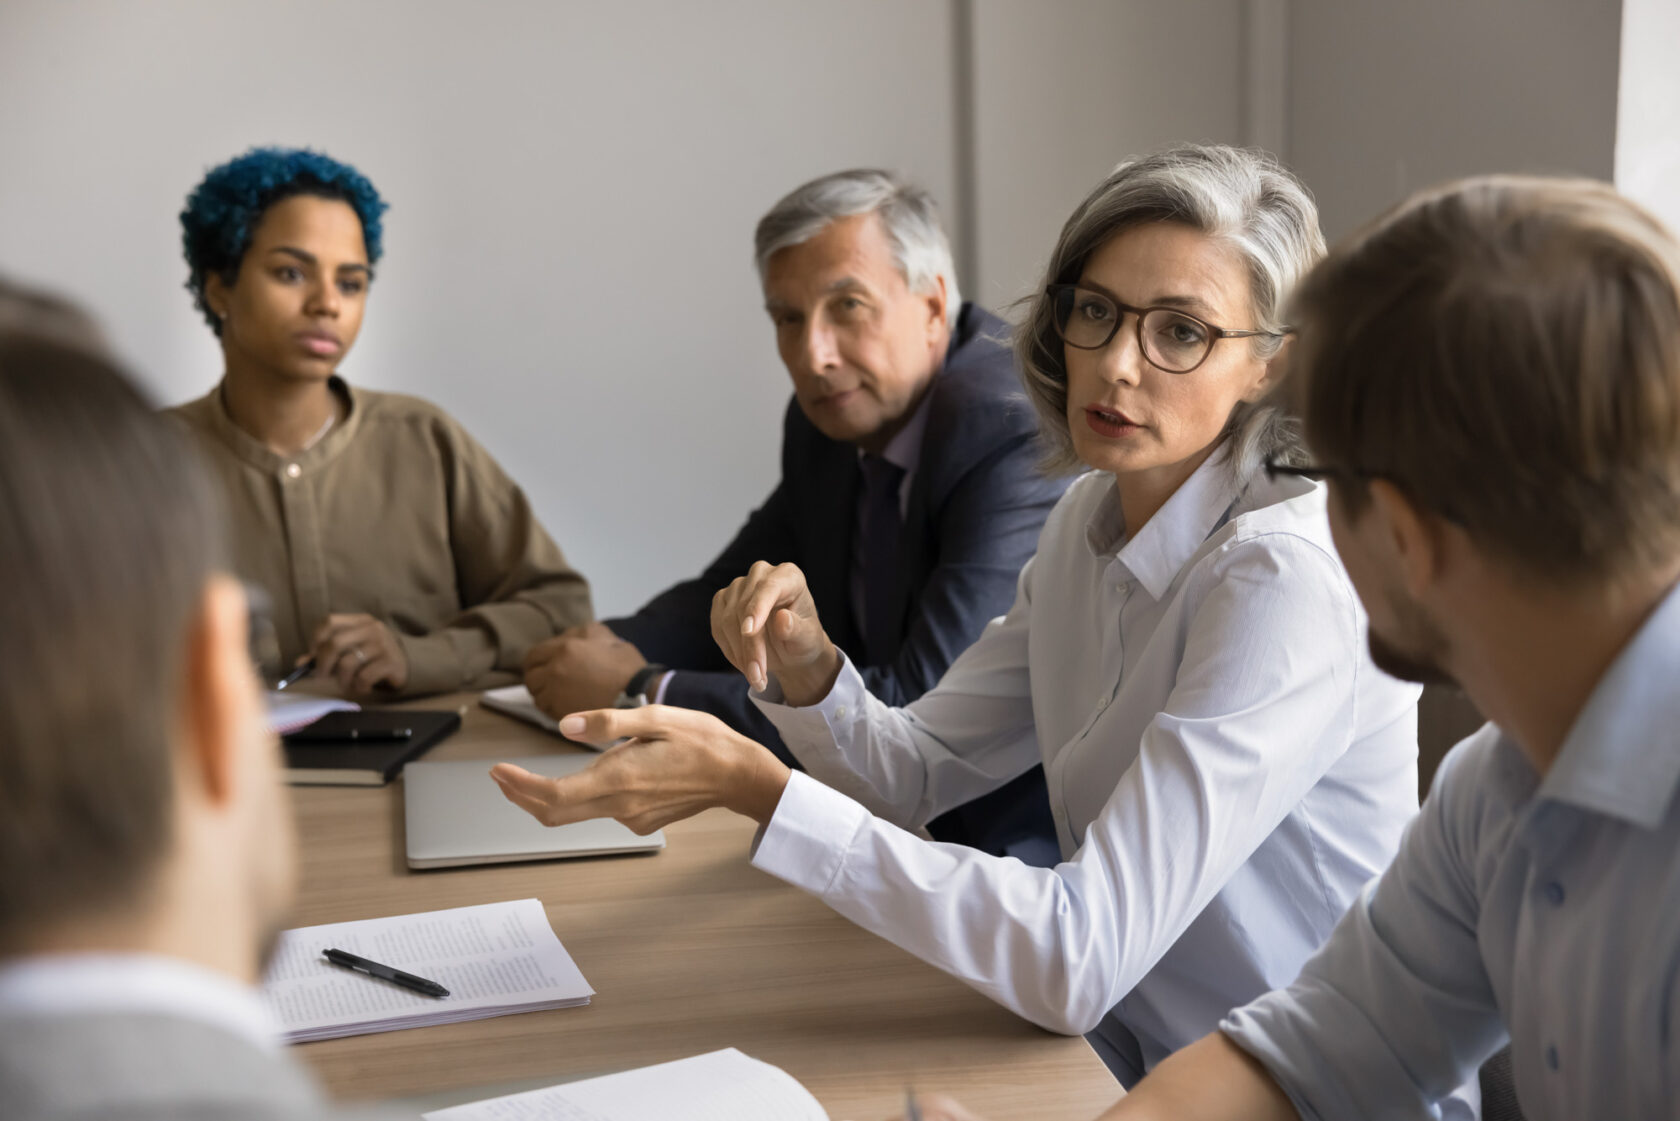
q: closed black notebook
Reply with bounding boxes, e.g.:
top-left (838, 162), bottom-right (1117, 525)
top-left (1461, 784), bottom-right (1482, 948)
top-left (281, 709), bottom-right (461, 786)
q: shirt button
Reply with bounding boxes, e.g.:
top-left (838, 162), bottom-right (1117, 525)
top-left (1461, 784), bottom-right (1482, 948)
top-left (1545, 1044), bottom-right (1560, 1071)
top-left (834, 706), bottom-right (846, 719)
top-left (1544, 881), bottom-right (1565, 906)
top-left (284, 463), bottom-right (301, 479)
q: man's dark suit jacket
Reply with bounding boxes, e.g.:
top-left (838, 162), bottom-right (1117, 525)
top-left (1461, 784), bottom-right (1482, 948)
top-left (606, 303), bottom-right (1071, 862)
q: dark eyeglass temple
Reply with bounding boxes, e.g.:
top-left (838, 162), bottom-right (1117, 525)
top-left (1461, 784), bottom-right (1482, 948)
top-left (1264, 454), bottom-right (1333, 481)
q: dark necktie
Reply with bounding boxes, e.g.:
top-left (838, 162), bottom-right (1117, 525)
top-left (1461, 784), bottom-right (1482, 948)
top-left (859, 454), bottom-right (906, 667)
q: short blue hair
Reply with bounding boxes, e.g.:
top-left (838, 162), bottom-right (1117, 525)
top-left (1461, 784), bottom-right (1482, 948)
top-left (180, 147), bottom-right (388, 335)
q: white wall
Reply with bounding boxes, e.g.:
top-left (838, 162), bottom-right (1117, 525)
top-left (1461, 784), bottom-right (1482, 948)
top-left (1616, 0), bottom-right (1680, 237)
top-left (1287, 0), bottom-right (1623, 240)
top-left (1, 0), bottom-right (1645, 615)
top-left (966, 0), bottom-right (1628, 295)
top-left (0, 0), bottom-right (958, 616)
top-left (967, 0), bottom-right (1250, 311)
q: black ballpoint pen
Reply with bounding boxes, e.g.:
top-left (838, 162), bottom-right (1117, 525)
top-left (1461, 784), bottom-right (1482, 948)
top-left (276, 657), bottom-right (316, 691)
top-left (285, 725), bottom-right (413, 743)
top-left (322, 948), bottom-right (450, 998)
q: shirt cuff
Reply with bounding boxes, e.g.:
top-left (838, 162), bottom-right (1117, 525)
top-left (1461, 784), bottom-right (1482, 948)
top-left (750, 770), bottom-right (872, 898)
top-left (394, 627), bottom-right (495, 697)
top-left (750, 653), bottom-right (872, 768)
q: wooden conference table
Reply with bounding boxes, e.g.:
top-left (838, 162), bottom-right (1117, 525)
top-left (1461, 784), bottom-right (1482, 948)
top-left (289, 693), bottom-right (1119, 1120)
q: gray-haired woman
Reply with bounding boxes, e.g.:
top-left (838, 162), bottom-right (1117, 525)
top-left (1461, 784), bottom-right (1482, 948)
top-left (491, 145), bottom-right (1427, 1090)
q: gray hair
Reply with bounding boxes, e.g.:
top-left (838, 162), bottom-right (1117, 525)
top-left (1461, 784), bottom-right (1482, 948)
top-left (755, 169), bottom-right (962, 328)
top-left (1015, 144), bottom-right (1325, 476)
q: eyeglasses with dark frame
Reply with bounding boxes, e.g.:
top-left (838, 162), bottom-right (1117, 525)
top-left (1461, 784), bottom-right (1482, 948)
top-left (1264, 454), bottom-right (1348, 483)
top-left (1047, 284), bottom-right (1288, 374)
top-left (1265, 453), bottom-right (1466, 528)
top-left (1265, 452), bottom-right (1390, 486)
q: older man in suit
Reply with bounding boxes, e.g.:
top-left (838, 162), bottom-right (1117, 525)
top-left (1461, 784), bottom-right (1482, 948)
top-left (0, 314), bottom-right (399, 1119)
top-left (524, 170), bottom-right (1070, 863)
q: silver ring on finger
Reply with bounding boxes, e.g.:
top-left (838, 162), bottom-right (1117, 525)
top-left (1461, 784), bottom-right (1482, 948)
top-left (353, 646), bottom-right (367, 664)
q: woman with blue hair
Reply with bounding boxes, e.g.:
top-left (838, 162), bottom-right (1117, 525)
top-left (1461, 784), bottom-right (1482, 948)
top-left (172, 147), bottom-right (593, 698)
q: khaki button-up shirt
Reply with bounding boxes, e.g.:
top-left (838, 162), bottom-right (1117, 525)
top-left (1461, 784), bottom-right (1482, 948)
top-left (171, 378), bottom-right (592, 696)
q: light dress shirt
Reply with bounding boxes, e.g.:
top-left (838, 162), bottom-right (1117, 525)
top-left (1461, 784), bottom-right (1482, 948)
top-left (1223, 577), bottom-right (1680, 1121)
top-left (749, 448), bottom-right (1423, 1085)
top-left (0, 952), bottom-right (282, 1050)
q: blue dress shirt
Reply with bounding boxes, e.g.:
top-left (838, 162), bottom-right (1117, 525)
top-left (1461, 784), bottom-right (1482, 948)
top-left (1224, 578), bottom-right (1680, 1120)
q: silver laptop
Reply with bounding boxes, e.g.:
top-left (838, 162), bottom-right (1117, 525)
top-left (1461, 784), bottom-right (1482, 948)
top-left (403, 754), bottom-right (665, 869)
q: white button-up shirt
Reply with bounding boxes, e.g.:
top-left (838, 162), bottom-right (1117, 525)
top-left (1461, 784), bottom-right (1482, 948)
top-left (0, 952), bottom-right (282, 1050)
top-left (1224, 577), bottom-right (1680, 1121)
top-left (751, 451), bottom-right (1422, 1083)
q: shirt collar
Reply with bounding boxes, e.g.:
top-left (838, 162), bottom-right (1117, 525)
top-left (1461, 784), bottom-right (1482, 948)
top-left (0, 952), bottom-right (284, 1052)
top-left (856, 371), bottom-right (936, 478)
top-left (860, 304), bottom-right (974, 475)
top-left (879, 385), bottom-right (934, 475)
top-left (205, 375), bottom-right (360, 475)
top-left (1536, 577), bottom-right (1680, 829)
top-left (1084, 446), bottom-right (1245, 601)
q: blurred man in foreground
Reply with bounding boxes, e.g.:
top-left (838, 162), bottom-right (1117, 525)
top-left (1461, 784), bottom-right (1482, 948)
top-left (0, 304), bottom-right (397, 1119)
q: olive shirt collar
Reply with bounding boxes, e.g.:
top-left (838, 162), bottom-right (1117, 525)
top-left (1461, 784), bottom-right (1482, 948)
top-left (202, 375), bottom-right (361, 476)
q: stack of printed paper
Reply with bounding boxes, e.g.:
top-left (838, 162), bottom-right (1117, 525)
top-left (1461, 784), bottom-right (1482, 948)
top-left (260, 898), bottom-right (592, 1043)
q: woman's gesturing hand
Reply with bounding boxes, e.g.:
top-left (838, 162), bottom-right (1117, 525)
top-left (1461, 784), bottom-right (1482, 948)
top-left (490, 706), bottom-right (792, 834)
top-left (710, 560), bottom-right (843, 706)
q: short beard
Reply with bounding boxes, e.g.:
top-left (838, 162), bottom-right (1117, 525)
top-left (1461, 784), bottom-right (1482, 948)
top-left (1367, 631), bottom-right (1456, 686)
top-left (1367, 589), bottom-right (1455, 687)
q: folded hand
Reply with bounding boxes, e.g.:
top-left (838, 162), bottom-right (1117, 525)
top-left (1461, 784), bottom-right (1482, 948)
top-left (710, 560), bottom-right (842, 705)
top-left (304, 613), bottom-right (408, 697)
top-left (524, 621), bottom-right (648, 718)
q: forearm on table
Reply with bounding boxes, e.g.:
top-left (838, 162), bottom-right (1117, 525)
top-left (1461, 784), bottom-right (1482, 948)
top-left (395, 626), bottom-right (497, 696)
top-left (1095, 1033), bottom-right (1299, 1121)
top-left (462, 594), bottom-right (589, 672)
top-left (497, 578), bottom-right (595, 639)
top-left (400, 598), bottom-right (579, 695)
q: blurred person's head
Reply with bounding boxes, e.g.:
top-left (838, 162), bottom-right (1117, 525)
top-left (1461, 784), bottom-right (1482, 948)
top-left (755, 169), bottom-right (959, 452)
top-left (0, 323), bottom-right (295, 979)
top-left (180, 147), bottom-right (386, 386)
top-left (0, 273), bottom-right (111, 357)
top-left (1290, 176), bottom-right (1680, 686)
top-left (1016, 145), bottom-right (1324, 508)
